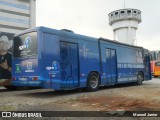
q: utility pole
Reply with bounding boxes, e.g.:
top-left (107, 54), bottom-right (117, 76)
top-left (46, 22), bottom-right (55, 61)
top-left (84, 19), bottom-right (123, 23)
top-left (124, 0), bottom-right (126, 8)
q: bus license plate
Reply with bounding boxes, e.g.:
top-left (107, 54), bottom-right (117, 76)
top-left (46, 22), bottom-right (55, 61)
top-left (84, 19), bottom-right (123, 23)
top-left (19, 77), bottom-right (28, 81)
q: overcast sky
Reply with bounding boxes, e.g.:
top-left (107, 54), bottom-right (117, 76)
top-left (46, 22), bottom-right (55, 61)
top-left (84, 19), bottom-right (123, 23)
top-left (36, 0), bottom-right (160, 51)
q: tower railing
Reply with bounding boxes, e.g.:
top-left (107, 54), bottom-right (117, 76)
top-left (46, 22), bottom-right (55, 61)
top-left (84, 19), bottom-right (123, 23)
top-left (109, 9), bottom-right (141, 25)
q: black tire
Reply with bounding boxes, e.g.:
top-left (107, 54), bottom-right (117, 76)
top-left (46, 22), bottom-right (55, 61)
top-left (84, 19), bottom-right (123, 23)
top-left (87, 72), bottom-right (100, 92)
top-left (154, 76), bottom-right (158, 78)
top-left (4, 86), bottom-right (28, 90)
top-left (137, 72), bottom-right (144, 85)
top-left (4, 86), bottom-right (18, 90)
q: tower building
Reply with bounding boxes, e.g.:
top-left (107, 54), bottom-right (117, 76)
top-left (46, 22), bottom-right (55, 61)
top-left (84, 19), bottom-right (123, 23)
top-left (108, 9), bottom-right (141, 45)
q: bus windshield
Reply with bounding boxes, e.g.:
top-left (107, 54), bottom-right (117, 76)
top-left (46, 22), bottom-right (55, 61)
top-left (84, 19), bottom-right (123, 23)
top-left (155, 62), bottom-right (160, 66)
top-left (13, 32), bottom-right (37, 58)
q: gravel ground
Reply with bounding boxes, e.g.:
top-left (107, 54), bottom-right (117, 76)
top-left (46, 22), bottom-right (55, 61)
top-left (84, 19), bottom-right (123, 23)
top-left (0, 78), bottom-right (160, 120)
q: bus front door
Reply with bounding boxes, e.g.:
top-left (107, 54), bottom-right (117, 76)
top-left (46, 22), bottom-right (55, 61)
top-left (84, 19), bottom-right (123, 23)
top-left (60, 42), bottom-right (79, 89)
top-left (144, 54), bottom-right (152, 79)
top-left (106, 49), bottom-right (117, 85)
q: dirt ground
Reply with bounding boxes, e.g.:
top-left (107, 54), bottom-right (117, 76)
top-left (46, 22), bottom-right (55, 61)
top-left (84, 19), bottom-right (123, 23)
top-left (53, 78), bottom-right (160, 111)
top-left (0, 78), bottom-right (160, 119)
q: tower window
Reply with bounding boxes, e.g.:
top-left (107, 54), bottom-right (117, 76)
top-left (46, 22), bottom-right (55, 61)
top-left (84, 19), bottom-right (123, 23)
top-left (134, 11), bottom-right (137, 13)
top-left (115, 12), bottom-right (118, 15)
top-left (127, 10), bottom-right (131, 13)
top-left (121, 11), bottom-right (125, 14)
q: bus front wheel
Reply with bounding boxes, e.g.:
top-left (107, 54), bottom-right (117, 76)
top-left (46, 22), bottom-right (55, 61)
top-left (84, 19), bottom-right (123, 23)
top-left (87, 72), bottom-right (100, 92)
top-left (137, 72), bottom-right (143, 85)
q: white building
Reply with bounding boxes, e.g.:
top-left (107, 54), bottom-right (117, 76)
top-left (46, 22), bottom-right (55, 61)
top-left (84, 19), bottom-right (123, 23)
top-left (108, 9), bottom-right (141, 45)
top-left (0, 0), bottom-right (36, 34)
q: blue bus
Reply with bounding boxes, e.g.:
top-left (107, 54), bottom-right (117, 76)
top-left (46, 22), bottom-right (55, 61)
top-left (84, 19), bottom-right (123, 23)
top-left (11, 27), bottom-right (151, 91)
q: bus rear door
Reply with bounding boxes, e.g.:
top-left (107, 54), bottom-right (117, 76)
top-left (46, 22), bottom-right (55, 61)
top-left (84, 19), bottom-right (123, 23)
top-left (60, 42), bottom-right (79, 89)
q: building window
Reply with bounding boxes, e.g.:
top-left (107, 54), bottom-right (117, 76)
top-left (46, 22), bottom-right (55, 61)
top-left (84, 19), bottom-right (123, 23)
top-left (0, 1), bottom-right (29, 10)
top-left (115, 12), bottom-right (118, 15)
top-left (134, 11), bottom-right (137, 14)
top-left (127, 10), bottom-right (131, 13)
top-left (121, 11), bottom-right (125, 14)
top-left (0, 16), bottom-right (29, 24)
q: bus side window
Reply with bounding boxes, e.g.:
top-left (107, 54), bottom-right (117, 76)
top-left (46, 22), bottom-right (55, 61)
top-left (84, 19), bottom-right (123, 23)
top-left (136, 51), bottom-right (143, 63)
top-left (60, 42), bottom-right (69, 68)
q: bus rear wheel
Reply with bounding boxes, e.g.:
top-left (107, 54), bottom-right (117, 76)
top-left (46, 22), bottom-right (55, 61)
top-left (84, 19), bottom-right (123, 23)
top-left (137, 72), bottom-right (143, 85)
top-left (4, 86), bottom-right (18, 90)
top-left (87, 72), bottom-right (100, 92)
top-left (4, 86), bottom-right (28, 90)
